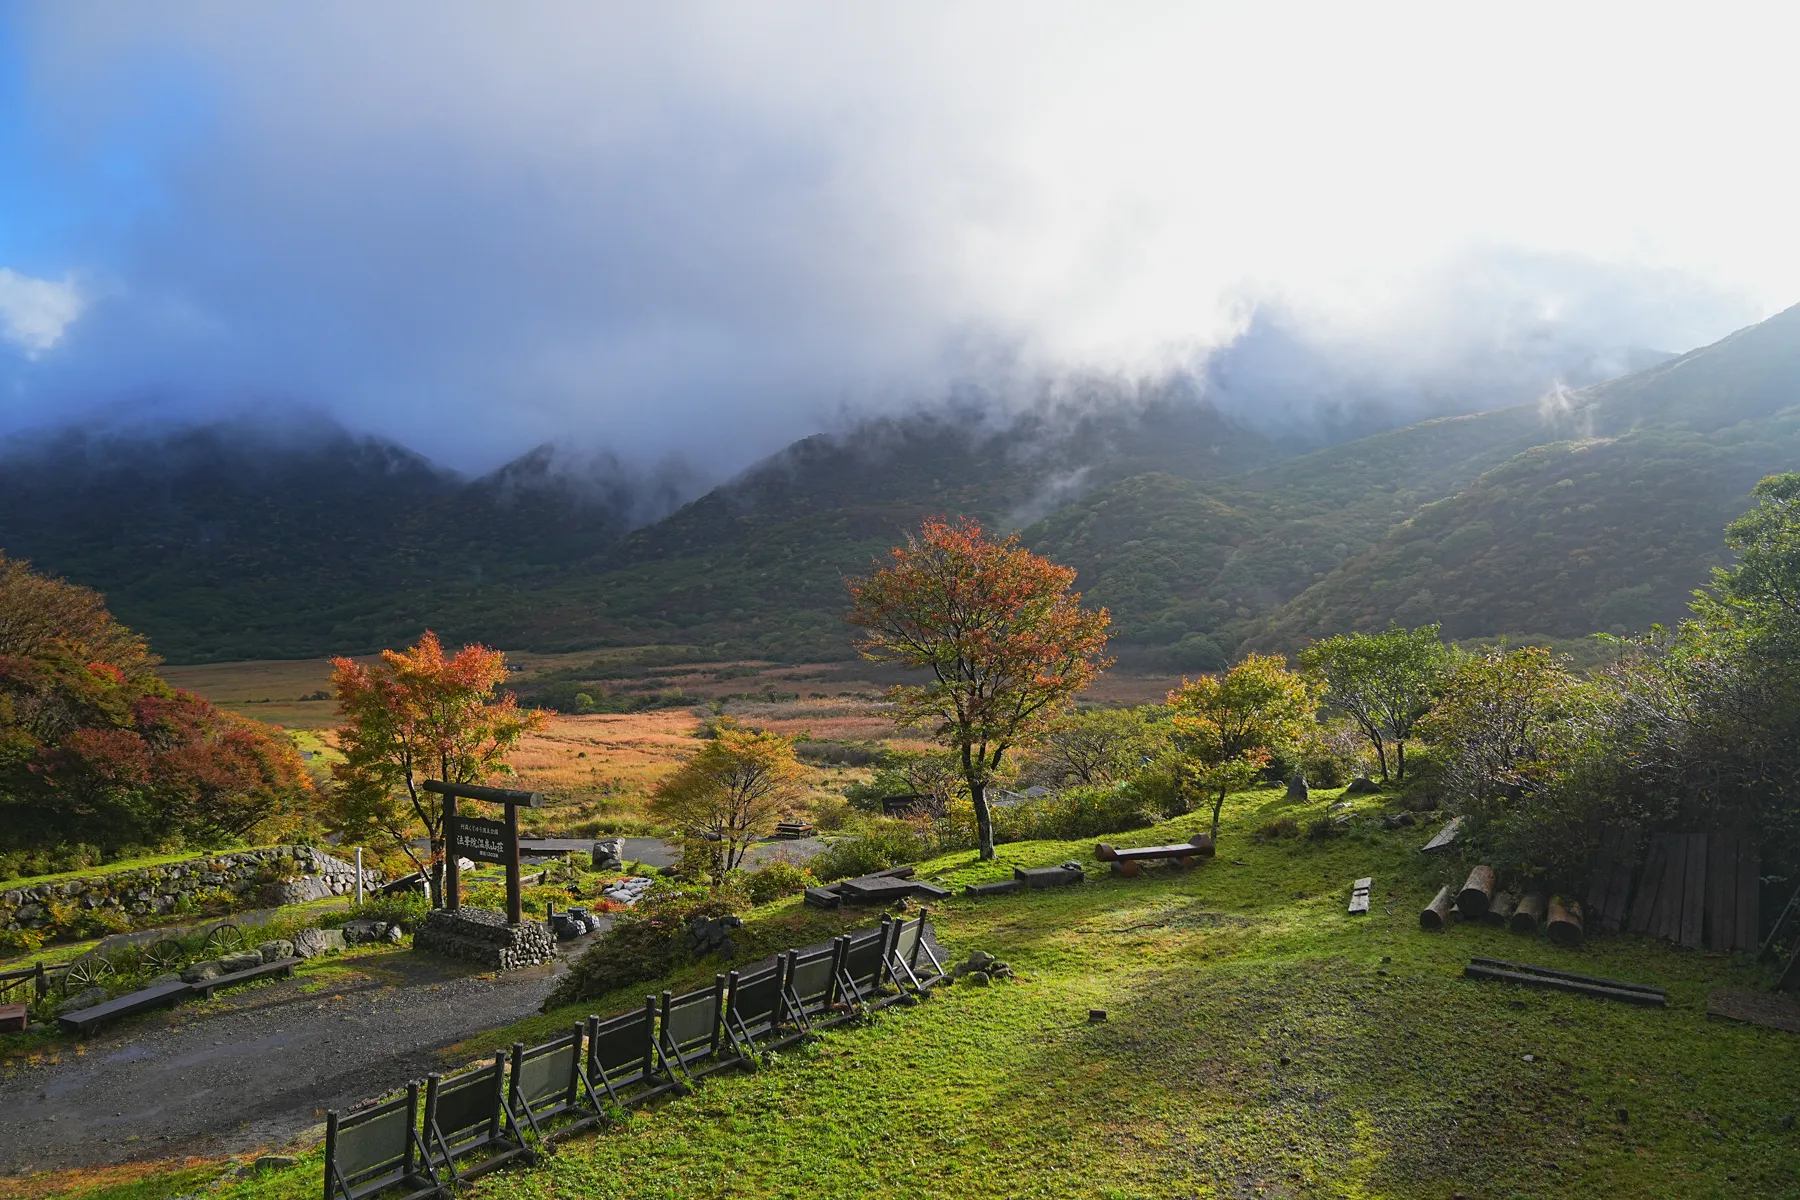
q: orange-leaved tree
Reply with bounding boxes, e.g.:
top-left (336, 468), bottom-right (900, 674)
top-left (330, 632), bottom-right (546, 906)
top-left (1169, 653), bottom-right (1321, 843)
top-left (847, 517), bottom-right (1112, 860)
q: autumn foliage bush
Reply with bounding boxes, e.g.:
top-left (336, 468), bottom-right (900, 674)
top-left (0, 554), bottom-right (315, 854)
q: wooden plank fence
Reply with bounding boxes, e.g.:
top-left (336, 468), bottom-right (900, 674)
top-left (1606, 829), bottom-right (1758, 954)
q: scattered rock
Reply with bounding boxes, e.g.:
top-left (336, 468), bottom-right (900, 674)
top-left (1522, 1054), bottom-right (1537, 1063)
top-left (384, 923), bottom-right (405, 944)
top-left (55, 986), bottom-right (110, 1016)
top-left (292, 928), bottom-right (348, 959)
top-left (601, 876), bottom-right (656, 906)
top-left (591, 837), bottom-right (626, 872)
top-left (180, 961), bottom-right (225, 984)
top-left (685, 913), bottom-right (744, 957)
top-left (1279, 1055), bottom-right (1292, 1066)
top-left (964, 970), bottom-right (991, 987)
top-left (150, 972), bottom-right (183, 986)
top-left (256, 939), bottom-right (296, 963)
top-left (1286, 771), bottom-right (1309, 802)
top-left (341, 919), bottom-right (388, 945)
top-left (1343, 776), bottom-right (1382, 795)
top-left (1617, 1108), bottom-right (1629, 1124)
top-left (252, 1155), bottom-right (297, 1172)
top-left (1382, 812), bottom-right (1417, 829)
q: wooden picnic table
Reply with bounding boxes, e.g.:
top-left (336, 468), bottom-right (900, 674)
top-left (1094, 834), bottom-right (1214, 876)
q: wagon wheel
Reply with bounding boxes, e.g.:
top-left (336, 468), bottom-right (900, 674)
top-left (141, 939), bottom-right (187, 973)
top-left (63, 953), bottom-right (115, 993)
top-left (202, 923), bottom-right (245, 954)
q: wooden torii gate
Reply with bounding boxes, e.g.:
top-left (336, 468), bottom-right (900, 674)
top-left (423, 780), bottom-right (543, 925)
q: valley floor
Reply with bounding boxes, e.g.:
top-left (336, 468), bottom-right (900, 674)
top-left (15, 786), bottom-right (1800, 1199)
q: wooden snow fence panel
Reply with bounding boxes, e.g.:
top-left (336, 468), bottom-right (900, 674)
top-left (1680, 833), bottom-right (1709, 950)
top-left (1584, 823), bottom-right (1641, 934)
top-left (1348, 877), bottom-right (1372, 916)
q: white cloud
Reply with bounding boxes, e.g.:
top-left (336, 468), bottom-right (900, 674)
top-left (5, 3), bottom-right (1797, 468)
top-left (0, 269), bottom-right (83, 356)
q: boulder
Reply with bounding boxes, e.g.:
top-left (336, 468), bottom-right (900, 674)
top-left (180, 960), bottom-right (225, 983)
top-left (384, 923), bottom-right (405, 944)
top-left (220, 950), bottom-right (264, 974)
top-left (55, 986), bottom-right (110, 1016)
top-left (292, 927), bottom-right (347, 959)
top-left (265, 875), bottom-right (333, 906)
top-left (1287, 772), bottom-right (1309, 802)
top-left (342, 919), bottom-right (387, 945)
top-left (964, 970), bottom-right (992, 987)
top-left (1344, 776), bottom-right (1382, 795)
top-left (257, 939), bottom-right (296, 963)
top-left (150, 972), bottom-right (183, 986)
top-left (591, 837), bottom-right (626, 872)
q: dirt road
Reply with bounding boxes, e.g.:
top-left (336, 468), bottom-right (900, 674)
top-left (2, 949), bottom-right (564, 1175)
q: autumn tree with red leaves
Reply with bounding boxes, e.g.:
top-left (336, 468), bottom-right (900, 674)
top-left (848, 518), bottom-right (1111, 860)
top-left (330, 632), bottom-right (546, 906)
top-left (0, 554), bottom-right (313, 854)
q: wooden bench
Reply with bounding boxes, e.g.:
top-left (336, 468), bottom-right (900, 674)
top-left (57, 979), bottom-right (193, 1037)
top-left (774, 821), bottom-right (816, 839)
top-left (0, 1002), bottom-right (28, 1034)
top-left (189, 956), bottom-right (300, 999)
top-left (1094, 834), bottom-right (1214, 876)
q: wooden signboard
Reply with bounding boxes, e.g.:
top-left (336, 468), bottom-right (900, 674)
top-left (424, 781), bottom-right (543, 925)
top-left (454, 816), bottom-right (511, 866)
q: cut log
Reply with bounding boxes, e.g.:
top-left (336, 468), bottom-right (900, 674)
top-left (1457, 865), bottom-right (1497, 917)
top-left (1511, 892), bottom-right (1548, 934)
top-left (1463, 964), bottom-right (1666, 1007)
top-left (1482, 892), bottom-right (1519, 927)
top-left (1421, 885), bottom-right (1455, 931)
top-left (1546, 897), bottom-right (1584, 947)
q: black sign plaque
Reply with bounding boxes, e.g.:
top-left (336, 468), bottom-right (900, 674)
top-left (454, 816), bottom-right (512, 866)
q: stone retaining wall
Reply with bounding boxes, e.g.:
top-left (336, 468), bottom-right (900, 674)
top-left (1, 846), bottom-right (384, 933)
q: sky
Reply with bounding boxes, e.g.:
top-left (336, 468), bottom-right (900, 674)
top-left (0, 3), bottom-right (1795, 475)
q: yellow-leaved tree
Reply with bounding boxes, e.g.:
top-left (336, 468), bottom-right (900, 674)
top-left (651, 721), bottom-right (806, 872)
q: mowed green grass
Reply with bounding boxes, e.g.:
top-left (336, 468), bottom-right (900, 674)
top-left (68, 787), bottom-right (1800, 1200)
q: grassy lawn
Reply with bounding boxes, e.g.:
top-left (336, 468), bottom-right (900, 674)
top-left (55, 785), bottom-right (1800, 1200)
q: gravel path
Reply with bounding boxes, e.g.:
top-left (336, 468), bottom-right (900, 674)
top-left (1, 948), bottom-right (570, 1175)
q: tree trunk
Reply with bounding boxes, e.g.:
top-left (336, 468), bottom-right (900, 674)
top-left (971, 778), bottom-right (996, 860)
top-left (1373, 736), bottom-right (1389, 783)
top-left (1396, 741), bottom-right (1407, 781)
top-left (1211, 788), bottom-right (1227, 843)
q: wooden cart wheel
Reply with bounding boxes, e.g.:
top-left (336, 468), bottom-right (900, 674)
top-left (203, 923), bottom-right (245, 954)
top-left (63, 953), bottom-right (115, 993)
top-left (142, 939), bottom-right (187, 973)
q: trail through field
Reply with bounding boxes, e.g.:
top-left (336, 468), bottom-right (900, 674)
top-left (0, 950), bottom-right (565, 1175)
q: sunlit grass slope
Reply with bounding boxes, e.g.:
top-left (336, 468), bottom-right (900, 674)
top-left (56, 785), bottom-right (1800, 1200)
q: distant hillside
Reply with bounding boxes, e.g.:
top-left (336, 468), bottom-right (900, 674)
top-left (1251, 303), bottom-right (1800, 648)
top-left (0, 423), bottom-right (652, 661)
top-left (2, 304), bottom-right (1794, 666)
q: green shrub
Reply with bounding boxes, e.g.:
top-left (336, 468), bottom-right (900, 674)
top-left (809, 821), bottom-right (932, 882)
top-left (544, 883), bottom-right (744, 1007)
top-left (1306, 816), bottom-right (1345, 840)
top-left (0, 927), bottom-right (45, 957)
top-left (1254, 816), bottom-right (1301, 842)
top-left (743, 861), bottom-right (815, 905)
top-left (337, 892), bottom-right (430, 930)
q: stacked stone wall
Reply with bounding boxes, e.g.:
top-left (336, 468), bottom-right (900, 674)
top-left (0, 846), bottom-right (384, 934)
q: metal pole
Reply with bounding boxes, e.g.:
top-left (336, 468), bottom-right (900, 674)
top-left (355, 847), bottom-right (364, 906)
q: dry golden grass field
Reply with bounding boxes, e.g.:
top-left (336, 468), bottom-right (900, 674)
top-left (164, 651), bottom-right (1188, 834)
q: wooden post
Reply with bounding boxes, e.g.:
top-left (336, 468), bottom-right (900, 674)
top-left (506, 799), bottom-right (523, 926)
top-left (34, 962), bottom-right (46, 1001)
top-left (444, 791), bottom-right (460, 913)
top-left (355, 847), bottom-right (364, 907)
